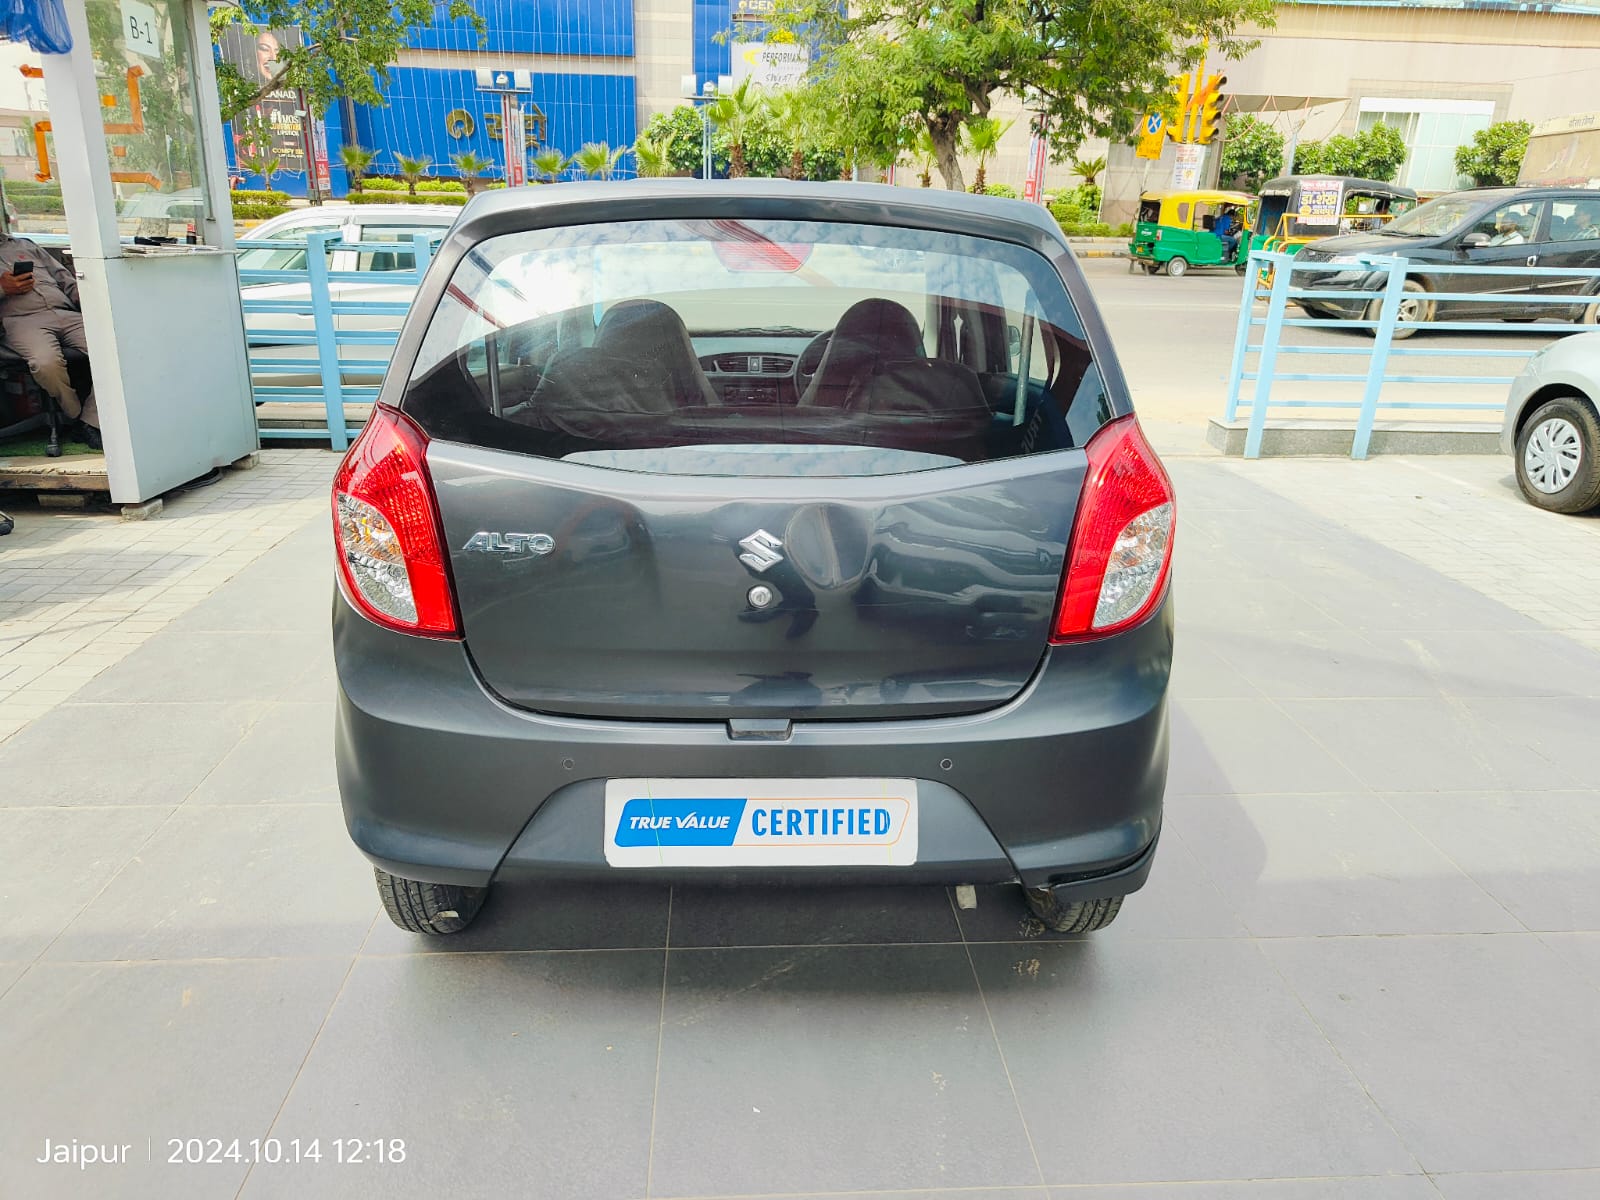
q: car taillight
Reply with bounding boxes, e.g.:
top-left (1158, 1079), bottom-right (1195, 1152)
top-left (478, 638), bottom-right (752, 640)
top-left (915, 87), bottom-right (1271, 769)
top-left (1052, 415), bottom-right (1174, 643)
top-left (331, 405), bottom-right (460, 638)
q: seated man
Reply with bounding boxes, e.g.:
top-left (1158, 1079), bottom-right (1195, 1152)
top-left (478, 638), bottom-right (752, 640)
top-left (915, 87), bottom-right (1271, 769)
top-left (0, 233), bottom-right (100, 450)
top-left (1213, 208), bottom-right (1241, 260)
top-left (1572, 209), bottom-right (1599, 240)
top-left (1487, 216), bottom-right (1527, 247)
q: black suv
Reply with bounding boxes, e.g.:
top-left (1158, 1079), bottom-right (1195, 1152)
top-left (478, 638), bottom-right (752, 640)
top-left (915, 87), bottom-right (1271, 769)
top-left (1294, 187), bottom-right (1600, 331)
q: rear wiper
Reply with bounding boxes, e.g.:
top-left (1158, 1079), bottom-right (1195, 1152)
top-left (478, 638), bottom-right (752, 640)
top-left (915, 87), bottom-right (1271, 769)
top-left (697, 326), bottom-right (819, 337)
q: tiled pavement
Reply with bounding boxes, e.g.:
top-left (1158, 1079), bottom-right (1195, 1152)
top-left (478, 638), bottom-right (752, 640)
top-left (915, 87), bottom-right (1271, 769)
top-left (1, 449), bottom-right (1598, 1200)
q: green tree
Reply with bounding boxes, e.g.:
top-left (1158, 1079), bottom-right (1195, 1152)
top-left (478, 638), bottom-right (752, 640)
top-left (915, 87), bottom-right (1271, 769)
top-left (640, 106), bottom-right (714, 176)
top-left (339, 143), bottom-right (380, 192)
top-left (234, 114), bottom-right (283, 188)
top-left (573, 142), bottom-right (625, 179)
top-left (1219, 115), bottom-right (1285, 187)
top-left (709, 77), bottom-right (765, 177)
top-left (1454, 120), bottom-right (1532, 186)
top-left (962, 116), bottom-right (1012, 193)
top-left (912, 128), bottom-right (936, 187)
top-left (451, 151), bottom-right (494, 194)
top-left (1070, 154), bottom-right (1107, 187)
top-left (631, 131), bottom-right (677, 178)
top-left (211, 0), bottom-right (485, 123)
top-left (766, 89), bottom-right (817, 180)
top-left (531, 147), bottom-right (569, 183)
top-left (1295, 123), bottom-right (1407, 182)
top-left (396, 154), bottom-right (432, 195)
top-left (770, 0), bottom-right (1274, 191)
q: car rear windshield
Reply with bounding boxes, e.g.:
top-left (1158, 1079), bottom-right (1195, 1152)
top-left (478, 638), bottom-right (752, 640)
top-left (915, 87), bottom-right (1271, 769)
top-left (400, 217), bottom-right (1112, 476)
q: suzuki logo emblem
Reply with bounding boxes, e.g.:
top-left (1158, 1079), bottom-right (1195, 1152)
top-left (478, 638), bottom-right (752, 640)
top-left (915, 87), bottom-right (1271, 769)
top-left (738, 529), bottom-right (784, 572)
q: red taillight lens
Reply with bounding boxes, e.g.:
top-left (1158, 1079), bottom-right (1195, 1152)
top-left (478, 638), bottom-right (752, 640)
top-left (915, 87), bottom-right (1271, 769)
top-left (332, 405), bottom-right (460, 638)
top-left (1052, 415), bottom-right (1175, 643)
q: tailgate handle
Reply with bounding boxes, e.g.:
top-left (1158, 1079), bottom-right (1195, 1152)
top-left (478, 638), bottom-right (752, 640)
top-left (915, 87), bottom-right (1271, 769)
top-left (726, 718), bottom-right (793, 742)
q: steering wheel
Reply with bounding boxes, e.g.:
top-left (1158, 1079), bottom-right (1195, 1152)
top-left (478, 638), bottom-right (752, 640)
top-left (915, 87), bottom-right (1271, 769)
top-left (795, 330), bottom-right (831, 394)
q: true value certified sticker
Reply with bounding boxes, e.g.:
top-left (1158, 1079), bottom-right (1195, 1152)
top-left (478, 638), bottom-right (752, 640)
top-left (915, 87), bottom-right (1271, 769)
top-left (603, 778), bottom-right (918, 868)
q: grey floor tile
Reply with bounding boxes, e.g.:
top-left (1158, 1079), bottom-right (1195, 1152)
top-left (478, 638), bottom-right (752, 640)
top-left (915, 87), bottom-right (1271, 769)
top-left (1047, 1180), bottom-right (1440, 1200)
top-left (1180, 577), bottom-right (1344, 633)
top-left (1169, 698), bottom-right (1363, 795)
top-left (1208, 628), bottom-right (1437, 699)
top-left (0, 701), bottom-right (260, 807)
top-left (1456, 698), bottom-right (1600, 787)
top-left (1170, 795), bottom-right (1521, 936)
top-left (1278, 698), bottom-right (1583, 793)
top-left (189, 701), bottom-right (338, 805)
top-left (1432, 1170), bottom-right (1600, 1199)
top-left (1168, 636), bottom-right (1261, 700)
top-left (0, 957), bottom-right (350, 1200)
top-left (1265, 934), bottom-right (1600, 1173)
top-left (362, 877), bottom-right (671, 954)
top-left (167, 546), bottom-right (332, 635)
top-left (1388, 792), bottom-right (1600, 932)
top-left (1538, 933), bottom-right (1600, 992)
top-left (46, 806), bottom-right (376, 962)
top-left (651, 945), bottom-right (1040, 1196)
top-left (969, 939), bottom-right (1416, 1185)
top-left (239, 951), bottom-right (663, 1200)
top-left (0, 805), bottom-right (172, 959)
top-left (1312, 573), bottom-right (1542, 634)
top-left (77, 631), bottom-right (329, 703)
top-left (954, 822), bottom-right (1245, 941)
top-left (667, 882), bottom-right (962, 948)
top-left (0, 960), bottom-right (26, 996)
top-left (1393, 630), bottom-right (1600, 699)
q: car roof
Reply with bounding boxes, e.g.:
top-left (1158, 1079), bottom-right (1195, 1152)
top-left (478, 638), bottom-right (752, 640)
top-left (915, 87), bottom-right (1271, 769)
top-left (449, 179), bottom-right (1066, 247)
top-left (1140, 189), bottom-right (1255, 204)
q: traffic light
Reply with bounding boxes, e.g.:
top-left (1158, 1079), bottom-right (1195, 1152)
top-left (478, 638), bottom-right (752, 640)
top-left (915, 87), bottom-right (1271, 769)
top-left (1193, 73), bottom-right (1227, 144)
top-left (1170, 73), bottom-right (1193, 143)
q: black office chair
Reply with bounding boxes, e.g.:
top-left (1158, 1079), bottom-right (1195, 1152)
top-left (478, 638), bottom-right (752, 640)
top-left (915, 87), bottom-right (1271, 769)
top-left (0, 342), bottom-right (92, 457)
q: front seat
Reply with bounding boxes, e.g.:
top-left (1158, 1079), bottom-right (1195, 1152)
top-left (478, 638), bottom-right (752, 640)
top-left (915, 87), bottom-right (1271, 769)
top-left (799, 298), bottom-right (925, 407)
top-left (593, 298), bottom-right (719, 409)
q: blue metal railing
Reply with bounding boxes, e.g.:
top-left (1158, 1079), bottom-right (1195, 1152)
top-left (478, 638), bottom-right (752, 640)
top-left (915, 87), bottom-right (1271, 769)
top-left (1224, 250), bottom-right (1600, 458)
top-left (238, 230), bottom-right (433, 450)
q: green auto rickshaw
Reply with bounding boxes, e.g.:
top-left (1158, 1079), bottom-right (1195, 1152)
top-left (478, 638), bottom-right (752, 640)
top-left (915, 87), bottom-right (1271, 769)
top-left (1127, 189), bottom-right (1257, 277)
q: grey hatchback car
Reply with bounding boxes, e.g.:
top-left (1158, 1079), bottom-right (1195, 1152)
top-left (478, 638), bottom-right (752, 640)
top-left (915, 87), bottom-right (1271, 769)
top-left (332, 181), bottom-right (1174, 936)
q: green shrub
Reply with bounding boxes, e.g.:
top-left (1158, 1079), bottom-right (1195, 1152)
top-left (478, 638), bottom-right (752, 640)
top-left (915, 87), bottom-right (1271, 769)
top-left (416, 179), bottom-right (466, 194)
top-left (981, 182), bottom-right (1019, 199)
top-left (358, 177), bottom-right (407, 192)
top-left (231, 189), bottom-right (291, 204)
top-left (232, 201), bottom-right (291, 220)
top-left (1047, 197), bottom-right (1084, 227)
top-left (10, 194), bottom-right (65, 215)
top-left (4, 179), bottom-right (61, 195)
top-left (347, 191), bottom-right (465, 206)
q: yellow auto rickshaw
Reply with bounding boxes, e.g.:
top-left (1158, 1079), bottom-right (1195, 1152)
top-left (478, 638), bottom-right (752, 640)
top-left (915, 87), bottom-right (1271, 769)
top-left (1248, 175), bottom-right (1418, 257)
top-left (1127, 189), bottom-right (1257, 277)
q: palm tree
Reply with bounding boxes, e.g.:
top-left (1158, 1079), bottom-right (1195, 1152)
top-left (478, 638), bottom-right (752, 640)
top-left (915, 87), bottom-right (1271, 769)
top-left (531, 147), bottom-right (569, 183)
top-left (1070, 154), bottom-right (1107, 188)
top-left (708, 77), bottom-right (763, 178)
top-left (913, 128), bottom-right (936, 188)
top-left (765, 89), bottom-right (812, 180)
top-left (451, 151), bottom-right (494, 195)
top-left (338, 143), bottom-right (379, 193)
top-left (396, 154), bottom-right (432, 196)
top-left (632, 131), bottom-right (676, 178)
top-left (573, 141), bottom-right (624, 180)
top-left (962, 117), bottom-right (1013, 194)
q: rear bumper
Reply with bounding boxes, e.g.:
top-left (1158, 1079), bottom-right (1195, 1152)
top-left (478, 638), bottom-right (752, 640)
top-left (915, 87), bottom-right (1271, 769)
top-left (333, 588), bottom-right (1172, 896)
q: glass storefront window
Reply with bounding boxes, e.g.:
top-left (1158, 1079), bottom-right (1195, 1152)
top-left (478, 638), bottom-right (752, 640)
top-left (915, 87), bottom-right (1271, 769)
top-left (1358, 102), bottom-right (1493, 193)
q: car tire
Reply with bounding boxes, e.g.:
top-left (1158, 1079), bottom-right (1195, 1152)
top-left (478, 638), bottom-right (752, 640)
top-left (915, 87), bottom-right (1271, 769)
top-left (1364, 278), bottom-right (1431, 340)
top-left (1234, 263), bottom-right (1247, 276)
top-left (1166, 256), bottom-right (1189, 278)
top-left (1022, 887), bottom-right (1124, 933)
top-left (1514, 394), bottom-right (1600, 514)
top-left (1579, 298), bottom-right (1599, 325)
top-left (374, 867), bottom-right (487, 935)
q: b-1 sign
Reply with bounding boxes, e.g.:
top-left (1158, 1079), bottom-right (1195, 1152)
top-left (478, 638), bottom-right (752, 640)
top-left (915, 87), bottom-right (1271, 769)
top-left (121, 0), bottom-right (160, 57)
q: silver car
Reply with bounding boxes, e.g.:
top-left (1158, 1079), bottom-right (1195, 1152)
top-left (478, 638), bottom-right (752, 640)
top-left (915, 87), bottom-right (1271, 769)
top-left (1501, 330), bottom-right (1600, 513)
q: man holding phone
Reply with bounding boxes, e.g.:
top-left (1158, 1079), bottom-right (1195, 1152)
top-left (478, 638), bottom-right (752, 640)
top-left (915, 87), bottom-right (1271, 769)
top-left (0, 232), bottom-right (100, 450)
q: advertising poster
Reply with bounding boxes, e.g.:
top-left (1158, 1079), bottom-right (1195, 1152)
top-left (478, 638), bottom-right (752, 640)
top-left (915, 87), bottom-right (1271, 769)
top-left (1171, 143), bottom-right (1205, 190)
top-left (731, 42), bottom-right (810, 91)
top-left (1298, 178), bottom-right (1344, 226)
top-left (218, 23), bottom-right (307, 179)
